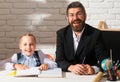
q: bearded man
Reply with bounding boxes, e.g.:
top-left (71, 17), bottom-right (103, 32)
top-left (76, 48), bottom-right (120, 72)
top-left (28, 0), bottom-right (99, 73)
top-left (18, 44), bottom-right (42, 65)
top-left (55, 1), bottom-right (108, 75)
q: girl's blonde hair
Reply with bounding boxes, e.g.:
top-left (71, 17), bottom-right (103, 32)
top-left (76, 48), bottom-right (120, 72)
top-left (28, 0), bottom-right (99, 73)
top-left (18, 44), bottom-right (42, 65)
top-left (19, 33), bottom-right (36, 44)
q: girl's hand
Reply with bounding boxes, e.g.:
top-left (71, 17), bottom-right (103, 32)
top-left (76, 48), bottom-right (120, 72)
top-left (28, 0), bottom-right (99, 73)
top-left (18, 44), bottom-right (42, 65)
top-left (39, 63), bottom-right (48, 70)
top-left (13, 64), bottom-right (29, 70)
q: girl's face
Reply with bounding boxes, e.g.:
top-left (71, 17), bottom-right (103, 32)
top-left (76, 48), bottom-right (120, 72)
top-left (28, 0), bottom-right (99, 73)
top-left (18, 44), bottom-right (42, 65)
top-left (19, 36), bottom-right (36, 56)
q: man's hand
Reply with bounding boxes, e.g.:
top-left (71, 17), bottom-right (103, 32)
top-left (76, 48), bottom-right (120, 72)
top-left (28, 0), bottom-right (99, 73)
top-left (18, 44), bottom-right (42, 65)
top-left (84, 64), bottom-right (95, 74)
top-left (68, 64), bottom-right (94, 75)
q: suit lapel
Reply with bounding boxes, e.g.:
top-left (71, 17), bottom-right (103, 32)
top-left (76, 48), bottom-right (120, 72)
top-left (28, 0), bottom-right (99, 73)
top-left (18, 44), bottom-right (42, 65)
top-left (75, 26), bottom-right (89, 56)
top-left (66, 27), bottom-right (75, 57)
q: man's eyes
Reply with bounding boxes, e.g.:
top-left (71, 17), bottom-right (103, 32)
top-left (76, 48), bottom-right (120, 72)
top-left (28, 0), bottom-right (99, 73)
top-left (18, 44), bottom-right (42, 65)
top-left (68, 12), bottom-right (83, 17)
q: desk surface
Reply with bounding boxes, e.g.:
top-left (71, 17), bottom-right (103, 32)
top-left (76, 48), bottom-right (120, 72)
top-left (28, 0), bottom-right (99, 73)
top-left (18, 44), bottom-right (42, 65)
top-left (0, 70), bottom-right (119, 82)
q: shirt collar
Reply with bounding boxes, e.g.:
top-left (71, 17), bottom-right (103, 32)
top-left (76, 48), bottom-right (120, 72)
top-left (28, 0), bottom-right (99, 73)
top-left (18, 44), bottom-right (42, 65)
top-left (21, 52), bottom-right (34, 59)
top-left (72, 27), bottom-right (85, 42)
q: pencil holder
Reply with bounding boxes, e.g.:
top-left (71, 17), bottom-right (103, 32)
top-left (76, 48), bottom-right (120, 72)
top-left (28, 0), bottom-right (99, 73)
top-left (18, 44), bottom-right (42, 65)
top-left (117, 70), bottom-right (120, 79)
top-left (106, 68), bottom-right (117, 81)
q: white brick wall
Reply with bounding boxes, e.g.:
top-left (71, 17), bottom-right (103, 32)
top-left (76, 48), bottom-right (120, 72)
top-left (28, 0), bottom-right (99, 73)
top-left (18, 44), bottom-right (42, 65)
top-left (0, 0), bottom-right (120, 60)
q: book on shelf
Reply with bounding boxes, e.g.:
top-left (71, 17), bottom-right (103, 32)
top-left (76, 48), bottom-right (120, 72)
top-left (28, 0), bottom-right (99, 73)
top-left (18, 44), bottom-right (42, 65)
top-left (15, 67), bottom-right (62, 78)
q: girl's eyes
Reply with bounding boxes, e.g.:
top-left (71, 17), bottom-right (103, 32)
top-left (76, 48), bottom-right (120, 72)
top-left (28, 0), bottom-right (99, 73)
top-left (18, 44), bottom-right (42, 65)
top-left (23, 43), bottom-right (34, 46)
top-left (24, 44), bottom-right (27, 46)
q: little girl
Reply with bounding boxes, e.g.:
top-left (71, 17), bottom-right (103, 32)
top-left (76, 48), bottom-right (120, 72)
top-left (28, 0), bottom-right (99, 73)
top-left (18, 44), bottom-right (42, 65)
top-left (5, 33), bottom-right (57, 70)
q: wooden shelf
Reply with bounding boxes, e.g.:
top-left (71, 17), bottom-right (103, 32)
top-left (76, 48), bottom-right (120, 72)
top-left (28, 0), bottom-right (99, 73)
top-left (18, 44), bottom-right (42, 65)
top-left (98, 28), bottom-right (120, 31)
top-left (97, 21), bottom-right (120, 31)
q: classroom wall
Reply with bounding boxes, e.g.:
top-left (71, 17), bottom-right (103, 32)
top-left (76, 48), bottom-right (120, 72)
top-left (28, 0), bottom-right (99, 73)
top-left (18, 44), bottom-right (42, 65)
top-left (0, 0), bottom-right (120, 60)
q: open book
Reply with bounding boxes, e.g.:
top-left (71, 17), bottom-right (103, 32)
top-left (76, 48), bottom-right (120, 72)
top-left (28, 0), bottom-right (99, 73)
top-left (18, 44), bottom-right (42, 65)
top-left (15, 67), bottom-right (62, 78)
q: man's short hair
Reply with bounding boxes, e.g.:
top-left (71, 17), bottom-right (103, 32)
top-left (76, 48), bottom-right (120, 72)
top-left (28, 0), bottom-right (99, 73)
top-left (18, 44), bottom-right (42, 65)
top-left (66, 1), bottom-right (86, 15)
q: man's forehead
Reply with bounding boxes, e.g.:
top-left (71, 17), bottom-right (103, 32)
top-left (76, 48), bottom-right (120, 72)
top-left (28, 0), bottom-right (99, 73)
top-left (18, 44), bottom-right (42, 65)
top-left (68, 8), bottom-right (83, 12)
top-left (68, 8), bottom-right (83, 13)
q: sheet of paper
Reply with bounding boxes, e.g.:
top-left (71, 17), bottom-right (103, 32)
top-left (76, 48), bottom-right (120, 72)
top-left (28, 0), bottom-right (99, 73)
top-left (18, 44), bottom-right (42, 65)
top-left (15, 67), bottom-right (40, 77)
top-left (38, 68), bottom-right (62, 78)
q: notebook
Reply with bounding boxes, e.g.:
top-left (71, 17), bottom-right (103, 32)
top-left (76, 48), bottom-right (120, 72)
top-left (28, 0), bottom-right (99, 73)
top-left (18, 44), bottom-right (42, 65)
top-left (15, 67), bottom-right (62, 78)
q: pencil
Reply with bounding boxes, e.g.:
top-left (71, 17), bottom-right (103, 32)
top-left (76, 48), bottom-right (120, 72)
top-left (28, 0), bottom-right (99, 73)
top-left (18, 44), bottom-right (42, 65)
top-left (82, 56), bottom-right (86, 64)
top-left (110, 49), bottom-right (112, 64)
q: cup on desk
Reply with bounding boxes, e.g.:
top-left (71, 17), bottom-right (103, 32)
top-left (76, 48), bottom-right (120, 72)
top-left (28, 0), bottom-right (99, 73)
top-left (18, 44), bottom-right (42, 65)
top-left (106, 68), bottom-right (117, 81)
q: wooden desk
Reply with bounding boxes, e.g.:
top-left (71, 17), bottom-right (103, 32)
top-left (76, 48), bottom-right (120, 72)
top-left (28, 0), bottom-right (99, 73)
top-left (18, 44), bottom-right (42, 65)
top-left (0, 70), bottom-right (108, 82)
top-left (1, 70), bottom-right (120, 82)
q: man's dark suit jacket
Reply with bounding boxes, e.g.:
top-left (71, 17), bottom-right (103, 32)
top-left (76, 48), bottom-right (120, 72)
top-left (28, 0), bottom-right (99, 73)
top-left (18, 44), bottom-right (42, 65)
top-left (55, 24), bottom-right (108, 71)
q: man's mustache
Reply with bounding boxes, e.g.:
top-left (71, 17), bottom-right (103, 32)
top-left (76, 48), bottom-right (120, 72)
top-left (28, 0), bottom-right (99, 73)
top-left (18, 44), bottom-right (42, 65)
top-left (72, 19), bottom-right (81, 24)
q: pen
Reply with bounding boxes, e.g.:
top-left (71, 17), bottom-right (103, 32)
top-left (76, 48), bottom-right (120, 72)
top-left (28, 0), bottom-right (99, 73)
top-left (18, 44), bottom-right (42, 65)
top-left (82, 56), bottom-right (86, 64)
top-left (115, 60), bottom-right (119, 66)
top-left (117, 63), bottom-right (120, 69)
top-left (39, 68), bottom-right (42, 74)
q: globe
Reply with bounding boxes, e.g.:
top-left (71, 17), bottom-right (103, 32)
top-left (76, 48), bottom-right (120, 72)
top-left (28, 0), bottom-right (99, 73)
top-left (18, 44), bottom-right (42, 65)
top-left (101, 58), bottom-right (108, 71)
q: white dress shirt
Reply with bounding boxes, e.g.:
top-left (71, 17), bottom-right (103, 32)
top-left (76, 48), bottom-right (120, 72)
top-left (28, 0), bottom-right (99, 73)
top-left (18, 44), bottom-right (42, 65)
top-left (73, 29), bottom-right (84, 53)
top-left (72, 29), bottom-right (100, 73)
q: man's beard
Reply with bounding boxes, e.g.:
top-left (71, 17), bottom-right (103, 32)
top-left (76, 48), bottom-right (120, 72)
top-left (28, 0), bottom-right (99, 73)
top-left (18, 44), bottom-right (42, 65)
top-left (70, 19), bottom-right (85, 32)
